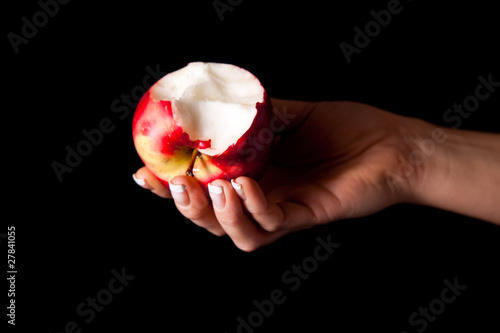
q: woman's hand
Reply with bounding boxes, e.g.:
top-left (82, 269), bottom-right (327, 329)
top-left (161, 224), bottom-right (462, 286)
top-left (133, 98), bottom-right (429, 251)
top-left (133, 98), bottom-right (500, 251)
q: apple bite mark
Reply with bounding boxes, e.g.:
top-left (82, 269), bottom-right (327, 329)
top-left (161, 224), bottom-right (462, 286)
top-left (132, 62), bottom-right (273, 194)
top-left (151, 63), bottom-right (264, 154)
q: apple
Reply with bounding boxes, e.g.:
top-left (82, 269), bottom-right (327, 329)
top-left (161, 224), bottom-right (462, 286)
top-left (132, 62), bottom-right (274, 195)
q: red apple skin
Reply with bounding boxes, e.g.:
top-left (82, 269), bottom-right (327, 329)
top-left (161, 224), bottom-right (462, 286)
top-left (132, 87), bottom-right (274, 196)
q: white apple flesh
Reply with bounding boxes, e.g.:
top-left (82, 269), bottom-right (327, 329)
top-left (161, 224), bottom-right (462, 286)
top-left (132, 62), bottom-right (274, 195)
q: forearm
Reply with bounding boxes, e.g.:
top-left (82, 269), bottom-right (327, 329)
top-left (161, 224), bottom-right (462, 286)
top-left (412, 124), bottom-right (500, 224)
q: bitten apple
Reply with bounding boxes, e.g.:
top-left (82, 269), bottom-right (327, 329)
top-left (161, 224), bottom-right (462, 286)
top-left (132, 62), bottom-right (274, 195)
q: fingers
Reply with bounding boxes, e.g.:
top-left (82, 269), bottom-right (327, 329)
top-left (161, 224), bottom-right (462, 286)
top-left (132, 168), bottom-right (226, 236)
top-left (169, 175), bottom-right (226, 236)
top-left (133, 167), bottom-right (172, 199)
top-left (208, 179), bottom-right (271, 252)
top-left (230, 177), bottom-right (285, 232)
top-left (234, 177), bottom-right (323, 232)
top-left (208, 177), bottom-right (315, 252)
top-left (132, 168), bottom-right (309, 250)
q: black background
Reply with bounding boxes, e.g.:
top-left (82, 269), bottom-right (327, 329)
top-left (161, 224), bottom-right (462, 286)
top-left (4, 0), bottom-right (500, 332)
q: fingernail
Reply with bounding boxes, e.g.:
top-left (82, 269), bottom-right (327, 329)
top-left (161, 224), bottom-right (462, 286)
top-left (169, 181), bottom-right (189, 206)
top-left (230, 179), bottom-right (242, 190)
top-left (208, 183), bottom-right (225, 210)
top-left (231, 179), bottom-right (246, 200)
top-left (132, 173), bottom-right (146, 186)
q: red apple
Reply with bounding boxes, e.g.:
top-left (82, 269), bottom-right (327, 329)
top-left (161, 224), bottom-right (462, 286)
top-left (132, 62), bottom-right (274, 195)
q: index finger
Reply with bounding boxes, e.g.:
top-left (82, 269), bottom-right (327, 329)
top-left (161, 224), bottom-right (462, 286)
top-left (134, 166), bottom-right (172, 199)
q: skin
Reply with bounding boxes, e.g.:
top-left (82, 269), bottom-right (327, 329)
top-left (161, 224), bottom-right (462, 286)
top-left (134, 98), bottom-right (500, 252)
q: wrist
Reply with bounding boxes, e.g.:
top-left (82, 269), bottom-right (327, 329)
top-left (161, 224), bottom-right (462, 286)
top-left (404, 121), bottom-right (452, 206)
top-left (403, 123), bottom-right (500, 223)
top-left (385, 116), bottom-right (450, 205)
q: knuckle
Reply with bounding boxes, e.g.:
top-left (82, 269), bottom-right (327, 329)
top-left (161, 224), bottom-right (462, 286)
top-left (216, 208), bottom-right (243, 227)
top-left (181, 202), bottom-right (209, 222)
top-left (262, 217), bottom-right (285, 232)
top-left (218, 215), bottom-right (238, 227)
top-left (191, 197), bottom-right (210, 211)
top-left (183, 210), bottom-right (203, 222)
top-left (246, 203), bottom-right (266, 217)
top-left (214, 230), bottom-right (227, 237)
top-left (152, 188), bottom-right (171, 199)
top-left (207, 228), bottom-right (226, 237)
top-left (237, 240), bottom-right (262, 252)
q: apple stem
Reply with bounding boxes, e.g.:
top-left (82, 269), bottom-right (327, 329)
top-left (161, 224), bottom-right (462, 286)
top-left (186, 149), bottom-right (201, 177)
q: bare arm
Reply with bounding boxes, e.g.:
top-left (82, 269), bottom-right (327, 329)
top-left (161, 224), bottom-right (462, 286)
top-left (133, 100), bottom-right (500, 250)
top-left (410, 125), bottom-right (500, 224)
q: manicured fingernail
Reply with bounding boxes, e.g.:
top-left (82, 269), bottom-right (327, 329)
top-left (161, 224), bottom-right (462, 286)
top-left (169, 182), bottom-right (185, 193)
top-left (132, 174), bottom-right (146, 186)
top-left (208, 183), bottom-right (223, 194)
top-left (208, 183), bottom-right (225, 210)
top-left (169, 181), bottom-right (189, 206)
top-left (230, 179), bottom-right (242, 190)
top-left (231, 179), bottom-right (246, 200)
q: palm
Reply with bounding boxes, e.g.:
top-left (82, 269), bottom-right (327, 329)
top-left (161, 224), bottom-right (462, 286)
top-left (259, 100), bottom-right (414, 222)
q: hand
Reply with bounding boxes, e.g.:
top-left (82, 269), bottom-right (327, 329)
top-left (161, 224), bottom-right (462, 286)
top-left (133, 98), bottom-right (428, 251)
